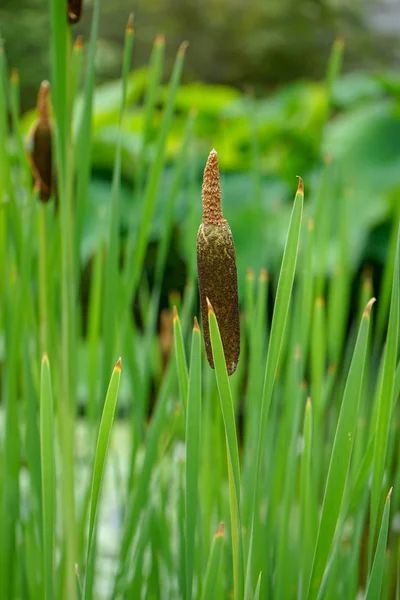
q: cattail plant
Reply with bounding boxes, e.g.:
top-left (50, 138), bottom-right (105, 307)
top-left (197, 149), bottom-right (240, 375)
top-left (27, 80), bottom-right (53, 202)
top-left (67, 0), bottom-right (83, 24)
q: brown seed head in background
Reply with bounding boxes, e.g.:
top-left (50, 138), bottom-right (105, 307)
top-left (29, 81), bottom-right (53, 202)
top-left (67, 0), bottom-right (83, 24)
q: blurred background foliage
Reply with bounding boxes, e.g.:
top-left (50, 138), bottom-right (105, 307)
top-left (2, 0), bottom-right (400, 303)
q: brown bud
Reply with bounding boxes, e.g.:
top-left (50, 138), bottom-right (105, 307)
top-left (197, 149), bottom-right (240, 375)
top-left (159, 308), bottom-right (174, 369)
top-left (67, 0), bottom-right (83, 24)
top-left (28, 81), bottom-right (54, 203)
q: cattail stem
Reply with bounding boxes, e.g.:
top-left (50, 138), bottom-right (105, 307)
top-left (37, 203), bottom-right (48, 353)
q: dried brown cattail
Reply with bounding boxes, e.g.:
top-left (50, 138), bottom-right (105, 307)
top-left (28, 81), bottom-right (53, 203)
top-left (159, 308), bottom-right (174, 369)
top-left (197, 149), bottom-right (240, 375)
top-left (67, 0), bottom-right (83, 24)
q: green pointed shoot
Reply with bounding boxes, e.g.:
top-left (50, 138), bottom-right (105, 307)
top-left (365, 488), bottom-right (392, 600)
top-left (370, 230), bottom-right (399, 565)
top-left (173, 306), bottom-right (189, 419)
top-left (208, 299), bottom-right (244, 600)
top-left (40, 354), bottom-right (55, 600)
top-left (307, 298), bottom-right (375, 600)
top-left (246, 178), bottom-right (303, 592)
top-left (83, 358), bottom-right (122, 599)
top-left (201, 523), bottom-right (225, 600)
top-left (257, 177), bottom-right (303, 465)
top-left (185, 318), bottom-right (202, 600)
top-left (253, 573), bottom-right (262, 600)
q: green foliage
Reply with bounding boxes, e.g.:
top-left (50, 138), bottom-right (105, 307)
top-left (0, 4), bottom-right (399, 600)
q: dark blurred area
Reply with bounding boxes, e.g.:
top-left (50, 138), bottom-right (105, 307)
top-left (1, 0), bottom-right (399, 112)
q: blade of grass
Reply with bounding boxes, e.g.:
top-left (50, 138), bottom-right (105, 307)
top-left (306, 298), bottom-right (375, 599)
top-left (100, 15), bottom-right (135, 402)
top-left (300, 398), bottom-right (314, 599)
top-left (122, 41), bottom-right (188, 303)
top-left (40, 353), bottom-right (55, 600)
top-left (201, 523), bottom-right (225, 600)
top-left (245, 178), bottom-right (303, 595)
top-left (134, 33), bottom-right (165, 198)
top-left (208, 300), bottom-right (244, 600)
top-left (173, 306), bottom-right (189, 425)
top-left (253, 573), bottom-right (262, 600)
top-left (369, 229), bottom-right (399, 568)
top-left (185, 318), bottom-right (202, 600)
top-left (74, 0), bottom-right (101, 264)
top-left (365, 488), bottom-right (392, 600)
top-left (83, 358), bottom-right (122, 599)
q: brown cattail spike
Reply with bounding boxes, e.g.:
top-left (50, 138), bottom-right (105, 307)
top-left (28, 81), bottom-right (53, 202)
top-left (202, 149), bottom-right (224, 224)
top-left (67, 0), bottom-right (83, 24)
top-left (197, 150), bottom-right (240, 375)
top-left (37, 80), bottom-right (50, 125)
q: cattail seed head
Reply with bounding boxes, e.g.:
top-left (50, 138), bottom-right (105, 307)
top-left (28, 81), bottom-right (53, 203)
top-left (197, 149), bottom-right (240, 375)
top-left (67, 0), bottom-right (83, 24)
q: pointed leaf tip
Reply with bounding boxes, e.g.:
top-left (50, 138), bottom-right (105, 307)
top-left (246, 268), bottom-right (254, 280)
top-left (193, 316), bottom-right (200, 331)
top-left (296, 176), bottom-right (304, 195)
top-left (215, 522), bottom-right (225, 537)
top-left (178, 41), bottom-right (189, 54)
top-left (74, 35), bottom-right (83, 50)
top-left (173, 305), bottom-right (179, 321)
top-left (127, 13), bottom-right (134, 32)
top-left (206, 297), bottom-right (214, 314)
top-left (306, 397), bottom-right (312, 408)
top-left (115, 357), bottom-right (122, 370)
top-left (363, 297), bottom-right (376, 317)
top-left (387, 486), bottom-right (393, 500)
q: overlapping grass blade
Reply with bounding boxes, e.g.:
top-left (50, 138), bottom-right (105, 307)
top-left (307, 298), bottom-right (375, 599)
top-left (369, 229), bottom-right (399, 566)
top-left (123, 41), bottom-right (188, 302)
top-left (365, 488), bottom-right (392, 600)
top-left (40, 354), bottom-right (55, 600)
top-left (208, 301), bottom-right (244, 600)
top-left (173, 306), bottom-right (189, 418)
top-left (245, 178), bottom-right (303, 594)
top-left (253, 573), bottom-right (262, 600)
top-left (300, 398), bottom-right (314, 598)
top-left (185, 318), bottom-right (202, 600)
top-left (201, 524), bottom-right (225, 600)
top-left (83, 358), bottom-right (122, 599)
